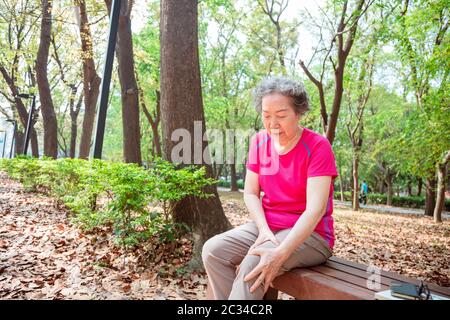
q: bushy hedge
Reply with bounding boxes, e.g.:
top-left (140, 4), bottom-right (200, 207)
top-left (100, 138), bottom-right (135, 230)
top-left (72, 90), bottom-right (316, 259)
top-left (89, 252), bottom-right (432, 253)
top-left (333, 191), bottom-right (450, 211)
top-left (0, 156), bottom-right (216, 247)
top-left (217, 179), bottom-right (244, 189)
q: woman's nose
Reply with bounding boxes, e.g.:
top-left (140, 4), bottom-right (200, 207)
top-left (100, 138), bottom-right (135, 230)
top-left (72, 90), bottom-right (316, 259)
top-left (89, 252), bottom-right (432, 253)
top-left (270, 118), bottom-right (279, 127)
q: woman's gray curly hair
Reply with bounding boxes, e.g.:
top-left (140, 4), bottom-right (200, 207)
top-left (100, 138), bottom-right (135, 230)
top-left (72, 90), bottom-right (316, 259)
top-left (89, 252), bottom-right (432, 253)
top-left (253, 76), bottom-right (311, 115)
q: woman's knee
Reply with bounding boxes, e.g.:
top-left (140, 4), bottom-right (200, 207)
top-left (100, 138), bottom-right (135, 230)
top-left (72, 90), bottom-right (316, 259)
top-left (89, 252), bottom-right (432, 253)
top-left (202, 235), bottom-right (225, 263)
top-left (236, 254), bottom-right (260, 276)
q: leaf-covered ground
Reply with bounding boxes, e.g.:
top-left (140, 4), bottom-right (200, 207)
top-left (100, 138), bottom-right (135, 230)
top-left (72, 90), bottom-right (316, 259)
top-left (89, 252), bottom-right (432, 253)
top-left (0, 173), bottom-right (206, 300)
top-left (0, 174), bottom-right (448, 299)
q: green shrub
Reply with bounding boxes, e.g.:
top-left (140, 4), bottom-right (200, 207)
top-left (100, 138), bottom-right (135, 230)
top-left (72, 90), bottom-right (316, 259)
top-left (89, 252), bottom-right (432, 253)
top-left (0, 157), bottom-right (216, 249)
top-left (217, 178), bottom-right (244, 189)
top-left (66, 159), bottom-right (109, 230)
top-left (334, 190), bottom-right (450, 211)
top-left (4, 156), bottom-right (42, 191)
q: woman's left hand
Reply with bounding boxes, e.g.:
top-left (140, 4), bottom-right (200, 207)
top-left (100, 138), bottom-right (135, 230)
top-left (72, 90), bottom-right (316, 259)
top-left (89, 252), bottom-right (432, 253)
top-left (243, 246), bottom-right (289, 294)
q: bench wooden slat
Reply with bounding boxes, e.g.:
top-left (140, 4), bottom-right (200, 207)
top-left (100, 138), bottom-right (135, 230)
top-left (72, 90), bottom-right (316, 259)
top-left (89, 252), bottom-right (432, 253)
top-left (317, 260), bottom-right (393, 288)
top-left (271, 269), bottom-right (375, 300)
top-left (328, 256), bottom-right (450, 297)
top-left (310, 265), bottom-right (390, 292)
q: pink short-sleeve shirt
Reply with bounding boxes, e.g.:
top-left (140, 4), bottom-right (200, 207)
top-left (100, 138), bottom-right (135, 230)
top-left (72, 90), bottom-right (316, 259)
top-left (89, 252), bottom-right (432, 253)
top-left (246, 128), bottom-right (338, 248)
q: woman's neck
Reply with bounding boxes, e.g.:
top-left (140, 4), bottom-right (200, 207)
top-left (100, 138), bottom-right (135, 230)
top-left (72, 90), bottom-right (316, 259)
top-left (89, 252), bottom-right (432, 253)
top-left (274, 126), bottom-right (302, 154)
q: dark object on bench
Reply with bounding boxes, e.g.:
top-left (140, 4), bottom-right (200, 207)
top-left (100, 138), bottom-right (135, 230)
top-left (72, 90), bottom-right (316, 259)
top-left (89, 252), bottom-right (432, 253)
top-left (390, 281), bottom-right (424, 300)
top-left (263, 256), bottom-right (450, 300)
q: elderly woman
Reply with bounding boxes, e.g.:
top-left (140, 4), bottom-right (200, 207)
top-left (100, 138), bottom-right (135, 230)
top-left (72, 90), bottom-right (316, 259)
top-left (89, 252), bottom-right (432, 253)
top-left (202, 76), bottom-right (338, 300)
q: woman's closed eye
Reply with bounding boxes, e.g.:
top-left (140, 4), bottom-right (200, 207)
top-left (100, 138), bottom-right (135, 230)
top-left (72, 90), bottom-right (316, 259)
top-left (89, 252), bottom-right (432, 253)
top-left (264, 115), bottom-right (287, 119)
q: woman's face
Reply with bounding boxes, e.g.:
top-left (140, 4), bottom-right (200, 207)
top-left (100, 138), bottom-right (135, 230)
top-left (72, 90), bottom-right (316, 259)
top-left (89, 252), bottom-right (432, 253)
top-left (261, 93), bottom-right (300, 145)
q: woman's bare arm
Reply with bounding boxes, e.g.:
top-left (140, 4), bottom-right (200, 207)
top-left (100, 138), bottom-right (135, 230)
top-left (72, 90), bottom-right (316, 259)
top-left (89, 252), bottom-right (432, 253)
top-left (243, 169), bottom-right (270, 232)
top-left (276, 176), bottom-right (332, 258)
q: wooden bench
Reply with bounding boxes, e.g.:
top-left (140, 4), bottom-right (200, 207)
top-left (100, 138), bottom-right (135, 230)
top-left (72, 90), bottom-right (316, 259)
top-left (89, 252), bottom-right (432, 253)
top-left (206, 256), bottom-right (450, 300)
top-left (263, 256), bottom-right (450, 300)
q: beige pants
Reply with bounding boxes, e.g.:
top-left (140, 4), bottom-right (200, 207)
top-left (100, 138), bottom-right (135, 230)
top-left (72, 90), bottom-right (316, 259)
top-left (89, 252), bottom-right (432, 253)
top-left (202, 222), bottom-right (332, 300)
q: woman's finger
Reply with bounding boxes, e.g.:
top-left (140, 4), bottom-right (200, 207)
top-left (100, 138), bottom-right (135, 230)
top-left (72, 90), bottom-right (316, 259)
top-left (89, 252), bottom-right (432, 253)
top-left (265, 271), bottom-right (276, 291)
top-left (250, 273), bottom-right (266, 293)
top-left (269, 234), bottom-right (280, 245)
top-left (244, 261), bottom-right (263, 282)
top-left (250, 238), bottom-right (262, 251)
top-left (248, 247), bottom-right (262, 256)
top-left (263, 278), bottom-right (271, 293)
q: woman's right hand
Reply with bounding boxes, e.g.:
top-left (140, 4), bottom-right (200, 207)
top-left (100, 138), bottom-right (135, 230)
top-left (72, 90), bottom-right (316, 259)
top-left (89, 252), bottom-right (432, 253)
top-left (248, 227), bottom-right (279, 254)
top-left (236, 226), bottom-right (280, 276)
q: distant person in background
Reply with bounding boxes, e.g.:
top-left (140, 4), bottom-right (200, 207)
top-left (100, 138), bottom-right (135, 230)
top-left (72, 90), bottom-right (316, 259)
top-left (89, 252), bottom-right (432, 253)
top-left (360, 180), bottom-right (368, 205)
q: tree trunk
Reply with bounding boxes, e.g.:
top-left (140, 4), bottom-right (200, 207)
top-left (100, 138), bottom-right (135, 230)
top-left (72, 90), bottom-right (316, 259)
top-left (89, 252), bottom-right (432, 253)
top-left (327, 65), bottom-right (345, 144)
top-left (35, 0), bottom-right (58, 158)
top-left (70, 94), bottom-right (83, 158)
top-left (417, 177), bottom-right (422, 196)
top-left (150, 121), bottom-right (162, 158)
top-left (160, 0), bottom-right (231, 270)
top-left (350, 162), bottom-right (354, 203)
top-left (352, 153), bottom-right (360, 211)
top-left (78, 0), bottom-right (101, 159)
top-left (117, 1), bottom-right (142, 164)
top-left (338, 166), bottom-right (344, 201)
top-left (14, 131), bottom-right (24, 157)
top-left (229, 163), bottom-right (239, 191)
top-left (70, 117), bottom-right (77, 158)
top-left (433, 151), bottom-right (450, 223)
top-left (105, 0), bottom-right (141, 164)
top-left (228, 134), bottom-right (238, 191)
top-left (30, 129), bottom-right (39, 157)
top-left (386, 174), bottom-right (393, 206)
top-left (140, 88), bottom-right (162, 158)
top-left (434, 164), bottom-right (445, 223)
top-left (425, 176), bottom-right (436, 216)
top-left (378, 177), bottom-right (384, 194)
top-left (407, 179), bottom-right (412, 196)
top-left (215, 164), bottom-right (223, 180)
top-left (0, 67), bottom-right (39, 157)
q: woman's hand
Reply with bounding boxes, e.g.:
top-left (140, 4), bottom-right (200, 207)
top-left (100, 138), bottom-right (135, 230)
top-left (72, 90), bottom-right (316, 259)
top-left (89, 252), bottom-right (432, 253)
top-left (248, 227), bottom-right (279, 253)
top-left (244, 246), bottom-right (289, 294)
top-left (235, 228), bottom-right (279, 282)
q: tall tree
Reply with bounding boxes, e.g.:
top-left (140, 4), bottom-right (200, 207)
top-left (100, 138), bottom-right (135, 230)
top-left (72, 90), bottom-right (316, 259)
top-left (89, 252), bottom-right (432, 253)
top-left (345, 52), bottom-right (375, 210)
top-left (434, 151), bottom-right (450, 223)
top-left (257, 0), bottom-right (289, 75)
top-left (51, 35), bottom-right (83, 158)
top-left (134, 9), bottom-right (163, 160)
top-left (202, 2), bottom-right (247, 192)
top-left (160, 0), bottom-right (231, 269)
top-left (35, 0), bottom-right (58, 158)
top-left (140, 87), bottom-right (162, 158)
top-left (393, 0), bottom-right (449, 219)
top-left (0, 0), bottom-right (40, 157)
top-left (76, 0), bottom-right (102, 159)
top-left (343, 8), bottom-right (384, 210)
top-left (105, 0), bottom-right (142, 164)
top-left (299, 0), bottom-right (375, 144)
